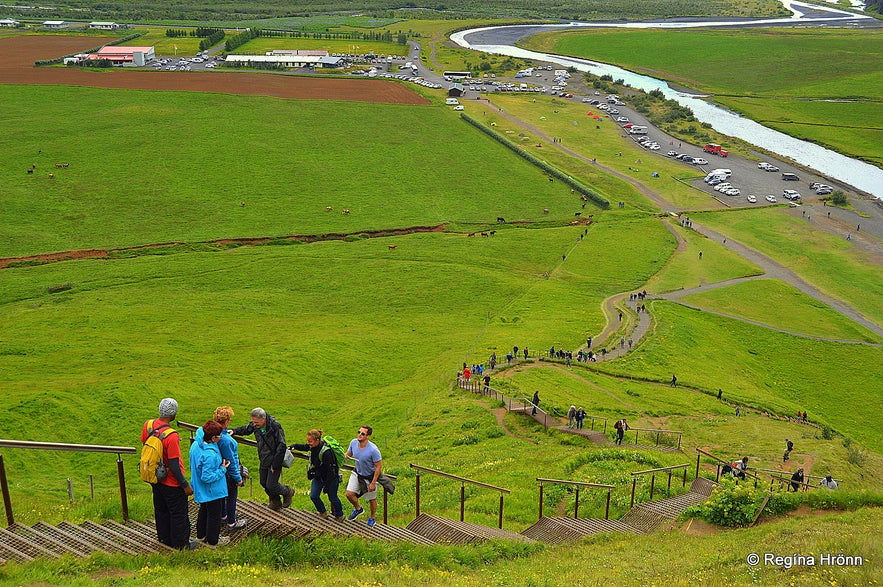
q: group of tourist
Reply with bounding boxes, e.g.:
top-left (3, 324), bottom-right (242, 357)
top-left (142, 398), bottom-right (385, 550)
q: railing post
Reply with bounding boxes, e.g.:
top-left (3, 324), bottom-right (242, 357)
top-left (116, 455), bottom-right (130, 521)
top-left (383, 488), bottom-right (389, 525)
top-left (696, 452), bottom-right (701, 480)
top-left (677, 433), bottom-right (682, 451)
top-left (716, 463), bottom-right (721, 482)
top-left (605, 490), bottom-right (611, 520)
top-left (650, 473), bottom-right (656, 500)
top-left (460, 483), bottom-right (465, 522)
top-left (630, 478), bottom-right (636, 508)
top-left (538, 484), bottom-right (544, 520)
top-left (667, 470), bottom-right (672, 491)
top-left (656, 431), bottom-right (660, 446)
top-left (0, 455), bottom-right (14, 527)
top-left (574, 488), bottom-right (580, 519)
top-left (682, 467), bottom-right (688, 487)
top-left (634, 429), bottom-right (639, 445)
top-left (415, 474), bottom-right (421, 518)
top-left (498, 493), bottom-right (504, 529)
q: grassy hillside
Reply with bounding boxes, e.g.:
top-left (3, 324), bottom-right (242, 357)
top-left (0, 50), bottom-right (881, 587)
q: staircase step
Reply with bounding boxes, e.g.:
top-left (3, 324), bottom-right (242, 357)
top-left (82, 520), bottom-right (163, 554)
top-left (406, 514), bottom-right (535, 545)
top-left (521, 516), bottom-right (640, 543)
top-left (0, 526), bottom-right (59, 560)
top-left (104, 520), bottom-right (174, 552)
top-left (10, 523), bottom-right (84, 557)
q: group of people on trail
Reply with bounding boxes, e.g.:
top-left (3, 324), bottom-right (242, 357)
top-left (567, 405), bottom-right (587, 429)
top-left (719, 440), bottom-right (838, 493)
top-left (142, 398), bottom-right (387, 551)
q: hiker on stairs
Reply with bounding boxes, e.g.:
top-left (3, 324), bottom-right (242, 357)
top-left (290, 429), bottom-right (344, 521)
top-left (232, 408), bottom-right (294, 511)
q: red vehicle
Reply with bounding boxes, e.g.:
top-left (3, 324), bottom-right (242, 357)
top-left (704, 143), bottom-right (729, 157)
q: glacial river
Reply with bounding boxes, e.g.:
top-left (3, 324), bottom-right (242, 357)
top-left (450, 1), bottom-right (883, 199)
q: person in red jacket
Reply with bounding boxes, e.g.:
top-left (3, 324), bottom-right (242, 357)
top-left (141, 398), bottom-right (194, 549)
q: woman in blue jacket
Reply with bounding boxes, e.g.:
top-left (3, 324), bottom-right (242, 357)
top-left (190, 420), bottom-right (230, 546)
top-left (212, 406), bottom-right (246, 530)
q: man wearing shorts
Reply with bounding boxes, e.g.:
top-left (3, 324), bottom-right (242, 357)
top-left (345, 425), bottom-right (383, 527)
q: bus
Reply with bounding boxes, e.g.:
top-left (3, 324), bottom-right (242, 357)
top-left (443, 71), bottom-right (472, 80)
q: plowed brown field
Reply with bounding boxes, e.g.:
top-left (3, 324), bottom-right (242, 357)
top-left (0, 35), bottom-right (430, 104)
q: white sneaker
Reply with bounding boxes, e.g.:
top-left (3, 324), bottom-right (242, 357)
top-left (206, 536), bottom-right (230, 547)
top-left (227, 519), bottom-right (247, 530)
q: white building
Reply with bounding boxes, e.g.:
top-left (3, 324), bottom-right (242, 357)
top-left (89, 22), bottom-right (122, 30)
top-left (0, 18), bottom-right (21, 27)
top-left (43, 20), bottom-right (68, 29)
top-left (87, 46), bottom-right (155, 66)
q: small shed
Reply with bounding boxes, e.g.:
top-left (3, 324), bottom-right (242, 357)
top-left (43, 20), bottom-right (68, 29)
top-left (0, 18), bottom-right (20, 27)
top-left (448, 83), bottom-right (465, 97)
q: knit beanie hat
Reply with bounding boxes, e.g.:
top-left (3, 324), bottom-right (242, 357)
top-left (158, 397), bottom-right (178, 418)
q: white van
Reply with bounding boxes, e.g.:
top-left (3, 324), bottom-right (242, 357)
top-left (445, 98), bottom-right (460, 106)
top-left (708, 169), bottom-right (732, 177)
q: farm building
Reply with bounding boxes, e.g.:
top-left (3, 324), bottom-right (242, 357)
top-left (225, 50), bottom-right (345, 69)
top-left (42, 21), bottom-right (68, 29)
top-left (89, 22), bottom-right (123, 30)
top-left (86, 46), bottom-right (155, 66)
top-left (0, 18), bottom-right (20, 27)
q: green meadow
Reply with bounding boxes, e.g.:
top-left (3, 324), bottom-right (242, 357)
top-left (1, 42), bottom-right (882, 585)
top-left (520, 27), bottom-right (883, 167)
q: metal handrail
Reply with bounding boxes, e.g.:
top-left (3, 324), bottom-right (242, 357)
top-left (410, 464), bottom-right (509, 528)
top-left (621, 427), bottom-right (683, 450)
top-left (629, 463), bottom-right (691, 507)
top-left (178, 421), bottom-right (396, 523)
top-left (536, 478), bottom-right (615, 520)
top-left (695, 449), bottom-right (766, 487)
top-left (0, 438), bottom-right (136, 526)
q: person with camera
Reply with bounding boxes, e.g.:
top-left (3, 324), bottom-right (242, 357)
top-left (289, 429), bottom-right (344, 521)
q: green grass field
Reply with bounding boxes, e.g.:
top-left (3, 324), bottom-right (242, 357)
top-left (1, 32), bottom-right (882, 586)
top-left (520, 28), bottom-right (883, 167)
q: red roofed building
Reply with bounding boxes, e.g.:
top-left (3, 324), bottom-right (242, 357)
top-left (87, 46), bottom-right (155, 66)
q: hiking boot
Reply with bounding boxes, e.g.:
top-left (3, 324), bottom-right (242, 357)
top-left (269, 497), bottom-right (283, 511)
top-left (319, 511), bottom-right (329, 518)
top-left (335, 515), bottom-right (345, 522)
top-left (187, 540), bottom-right (204, 550)
top-left (282, 488), bottom-right (294, 508)
top-left (227, 519), bottom-right (247, 530)
top-left (348, 507), bottom-right (365, 521)
top-left (206, 536), bottom-right (230, 548)
top-left (366, 517), bottom-right (376, 528)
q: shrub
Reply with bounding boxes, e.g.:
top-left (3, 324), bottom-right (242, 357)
top-left (695, 477), bottom-right (766, 527)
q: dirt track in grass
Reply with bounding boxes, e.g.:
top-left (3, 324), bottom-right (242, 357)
top-left (0, 35), bottom-right (430, 105)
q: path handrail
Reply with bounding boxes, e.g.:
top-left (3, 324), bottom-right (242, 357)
top-left (629, 463), bottom-right (691, 507)
top-left (410, 464), bottom-right (509, 528)
top-left (751, 465), bottom-right (839, 484)
top-left (694, 448), bottom-right (763, 487)
top-left (625, 427), bottom-right (683, 450)
top-left (536, 477), bottom-right (615, 520)
top-left (178, 421), bottom-right (396, 524)
top-left (0, 438), bottom-right (136, 527)
top-left (516, 396), bottom-right (557, 429)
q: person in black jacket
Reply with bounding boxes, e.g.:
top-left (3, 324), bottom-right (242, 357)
top-left (231, 407), bottom-right (293, 510)
top-left (290, 429), bottom-right (343, 521)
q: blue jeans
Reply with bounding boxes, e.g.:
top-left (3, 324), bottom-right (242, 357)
top-left (223, 475), bottom-right (239, 523)
top-left (311, 476), bottom-right (343, 517)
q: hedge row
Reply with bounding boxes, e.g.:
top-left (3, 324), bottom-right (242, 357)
top-left (460, 113), bottom-right (609, 209)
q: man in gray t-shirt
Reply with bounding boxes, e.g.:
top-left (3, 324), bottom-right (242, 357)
top-left (345, 425), bottom-right (383, 527)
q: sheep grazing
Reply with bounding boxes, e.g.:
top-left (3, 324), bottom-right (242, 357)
top-left (343, 209), bottom-right (351, 214)
top-left (388, 245), bottom-right (398, 250)
top-left (240, 201), bottom-right (246, 207)
top-left (326, 206), bottom-right (333, 211)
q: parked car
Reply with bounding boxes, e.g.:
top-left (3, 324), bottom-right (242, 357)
top-left (747, 194), bottom-right (757, 203)
top-left (766, 194), bottom-right (777, 203)
top-left (667, 151), bottom-right (678, 157)
top-left (816, 186), bottom-right (833, 195)
top-left (783, 189), bottom-right (801, 200)
top-left (692, 157), bottom-right (709, 165)
top-left (782, 172), bottom-right (800, 181)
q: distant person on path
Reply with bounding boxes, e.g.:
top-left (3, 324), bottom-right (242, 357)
top-left (567, 405), bottom-right (577, 428)
top-left (670, 374), bottom-right (678, 387)
top-left (290, 429), bottom-right (344, 521)
top-left (576, 407), bottom-right (586, 429)
top-left (614, 418), bottom-right (628, 445)
top-left (190, 420), bottom-right (230, 547)
top-left (790, 468), bottom-right (805, 492)
top-left (819, 475), bottom-right (838, 490)
top-left (523, 347), bottom-right (529, 359)
top-left (531, 391), bottom-right (540, 415)
top-left (483, 374), bottom-right (491, 392)
top-left (462, 366), bottom-right (471, 382)
top-left (735, 407), bottom-right (741, 417)
top-left (141, 398), bottom-right (193, 550)
top-left (717, 389), bottom-right (723, 401)
top-left (211, 406), bottom-right (246, 531)
top-left (232, 408), bottom-right (294, 511)
top-left (587, 337), bottom-right (592, 348)
top-left (734, 456), bottom-right (749, 480)
top-left (784, 438), bottom-right (794, 462)
top-left (345, 426), bottom-right (383, 528)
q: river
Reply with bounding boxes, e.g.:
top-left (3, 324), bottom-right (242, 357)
top-left (450, 1), bottom-right (883, 199)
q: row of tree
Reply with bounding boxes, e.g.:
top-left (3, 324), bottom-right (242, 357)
top-left (199, 30), bottom-right (226, 51)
